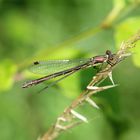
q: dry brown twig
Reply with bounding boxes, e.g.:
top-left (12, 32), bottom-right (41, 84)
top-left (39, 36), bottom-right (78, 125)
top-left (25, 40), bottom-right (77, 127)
top-left (39, 31), bottom-right (140, 140)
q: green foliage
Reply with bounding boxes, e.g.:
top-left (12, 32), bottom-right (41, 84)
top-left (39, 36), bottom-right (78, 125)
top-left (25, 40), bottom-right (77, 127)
top-left (0, 60), bottom-right (17, 91)
top-left (115, 17), bottom-right (140, 67)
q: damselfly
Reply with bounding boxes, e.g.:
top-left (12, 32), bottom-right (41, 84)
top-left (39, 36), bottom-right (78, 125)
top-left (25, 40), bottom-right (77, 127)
top-left (22, 50), bottom-right (114, 89)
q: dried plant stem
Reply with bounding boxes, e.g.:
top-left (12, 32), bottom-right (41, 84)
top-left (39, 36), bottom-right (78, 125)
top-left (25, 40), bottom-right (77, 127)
top-left (39, 31), bottom-right (140, 140)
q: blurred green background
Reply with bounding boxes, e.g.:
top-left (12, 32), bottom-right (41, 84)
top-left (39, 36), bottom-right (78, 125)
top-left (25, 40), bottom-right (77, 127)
top-left (0, 0), bottom-right (140, 140)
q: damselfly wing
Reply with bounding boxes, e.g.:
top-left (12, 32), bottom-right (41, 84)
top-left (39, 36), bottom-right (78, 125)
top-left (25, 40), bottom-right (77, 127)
top-left (28, 59), bottom-right (90, 75)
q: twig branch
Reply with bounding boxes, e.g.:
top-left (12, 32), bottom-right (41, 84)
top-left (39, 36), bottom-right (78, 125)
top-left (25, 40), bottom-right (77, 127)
top-left (39, 31), bottom-right (140, 140)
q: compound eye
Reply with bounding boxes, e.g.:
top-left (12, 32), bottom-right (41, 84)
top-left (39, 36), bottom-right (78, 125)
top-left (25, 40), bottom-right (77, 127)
top-left (106, 50), bottom-right (114, 60)
top-left (106, 50), bottom-right (111, 55)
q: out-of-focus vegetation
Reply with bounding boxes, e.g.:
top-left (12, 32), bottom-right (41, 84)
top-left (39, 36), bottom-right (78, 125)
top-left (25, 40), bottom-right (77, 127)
top-left (0, 0), bottom-right (140, 140)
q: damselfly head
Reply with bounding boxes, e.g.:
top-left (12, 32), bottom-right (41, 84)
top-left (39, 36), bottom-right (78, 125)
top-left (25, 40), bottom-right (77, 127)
top-left (106, 50), bottom-right (111, 56)
top-left (106, 50), bottom-right (114, 60)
